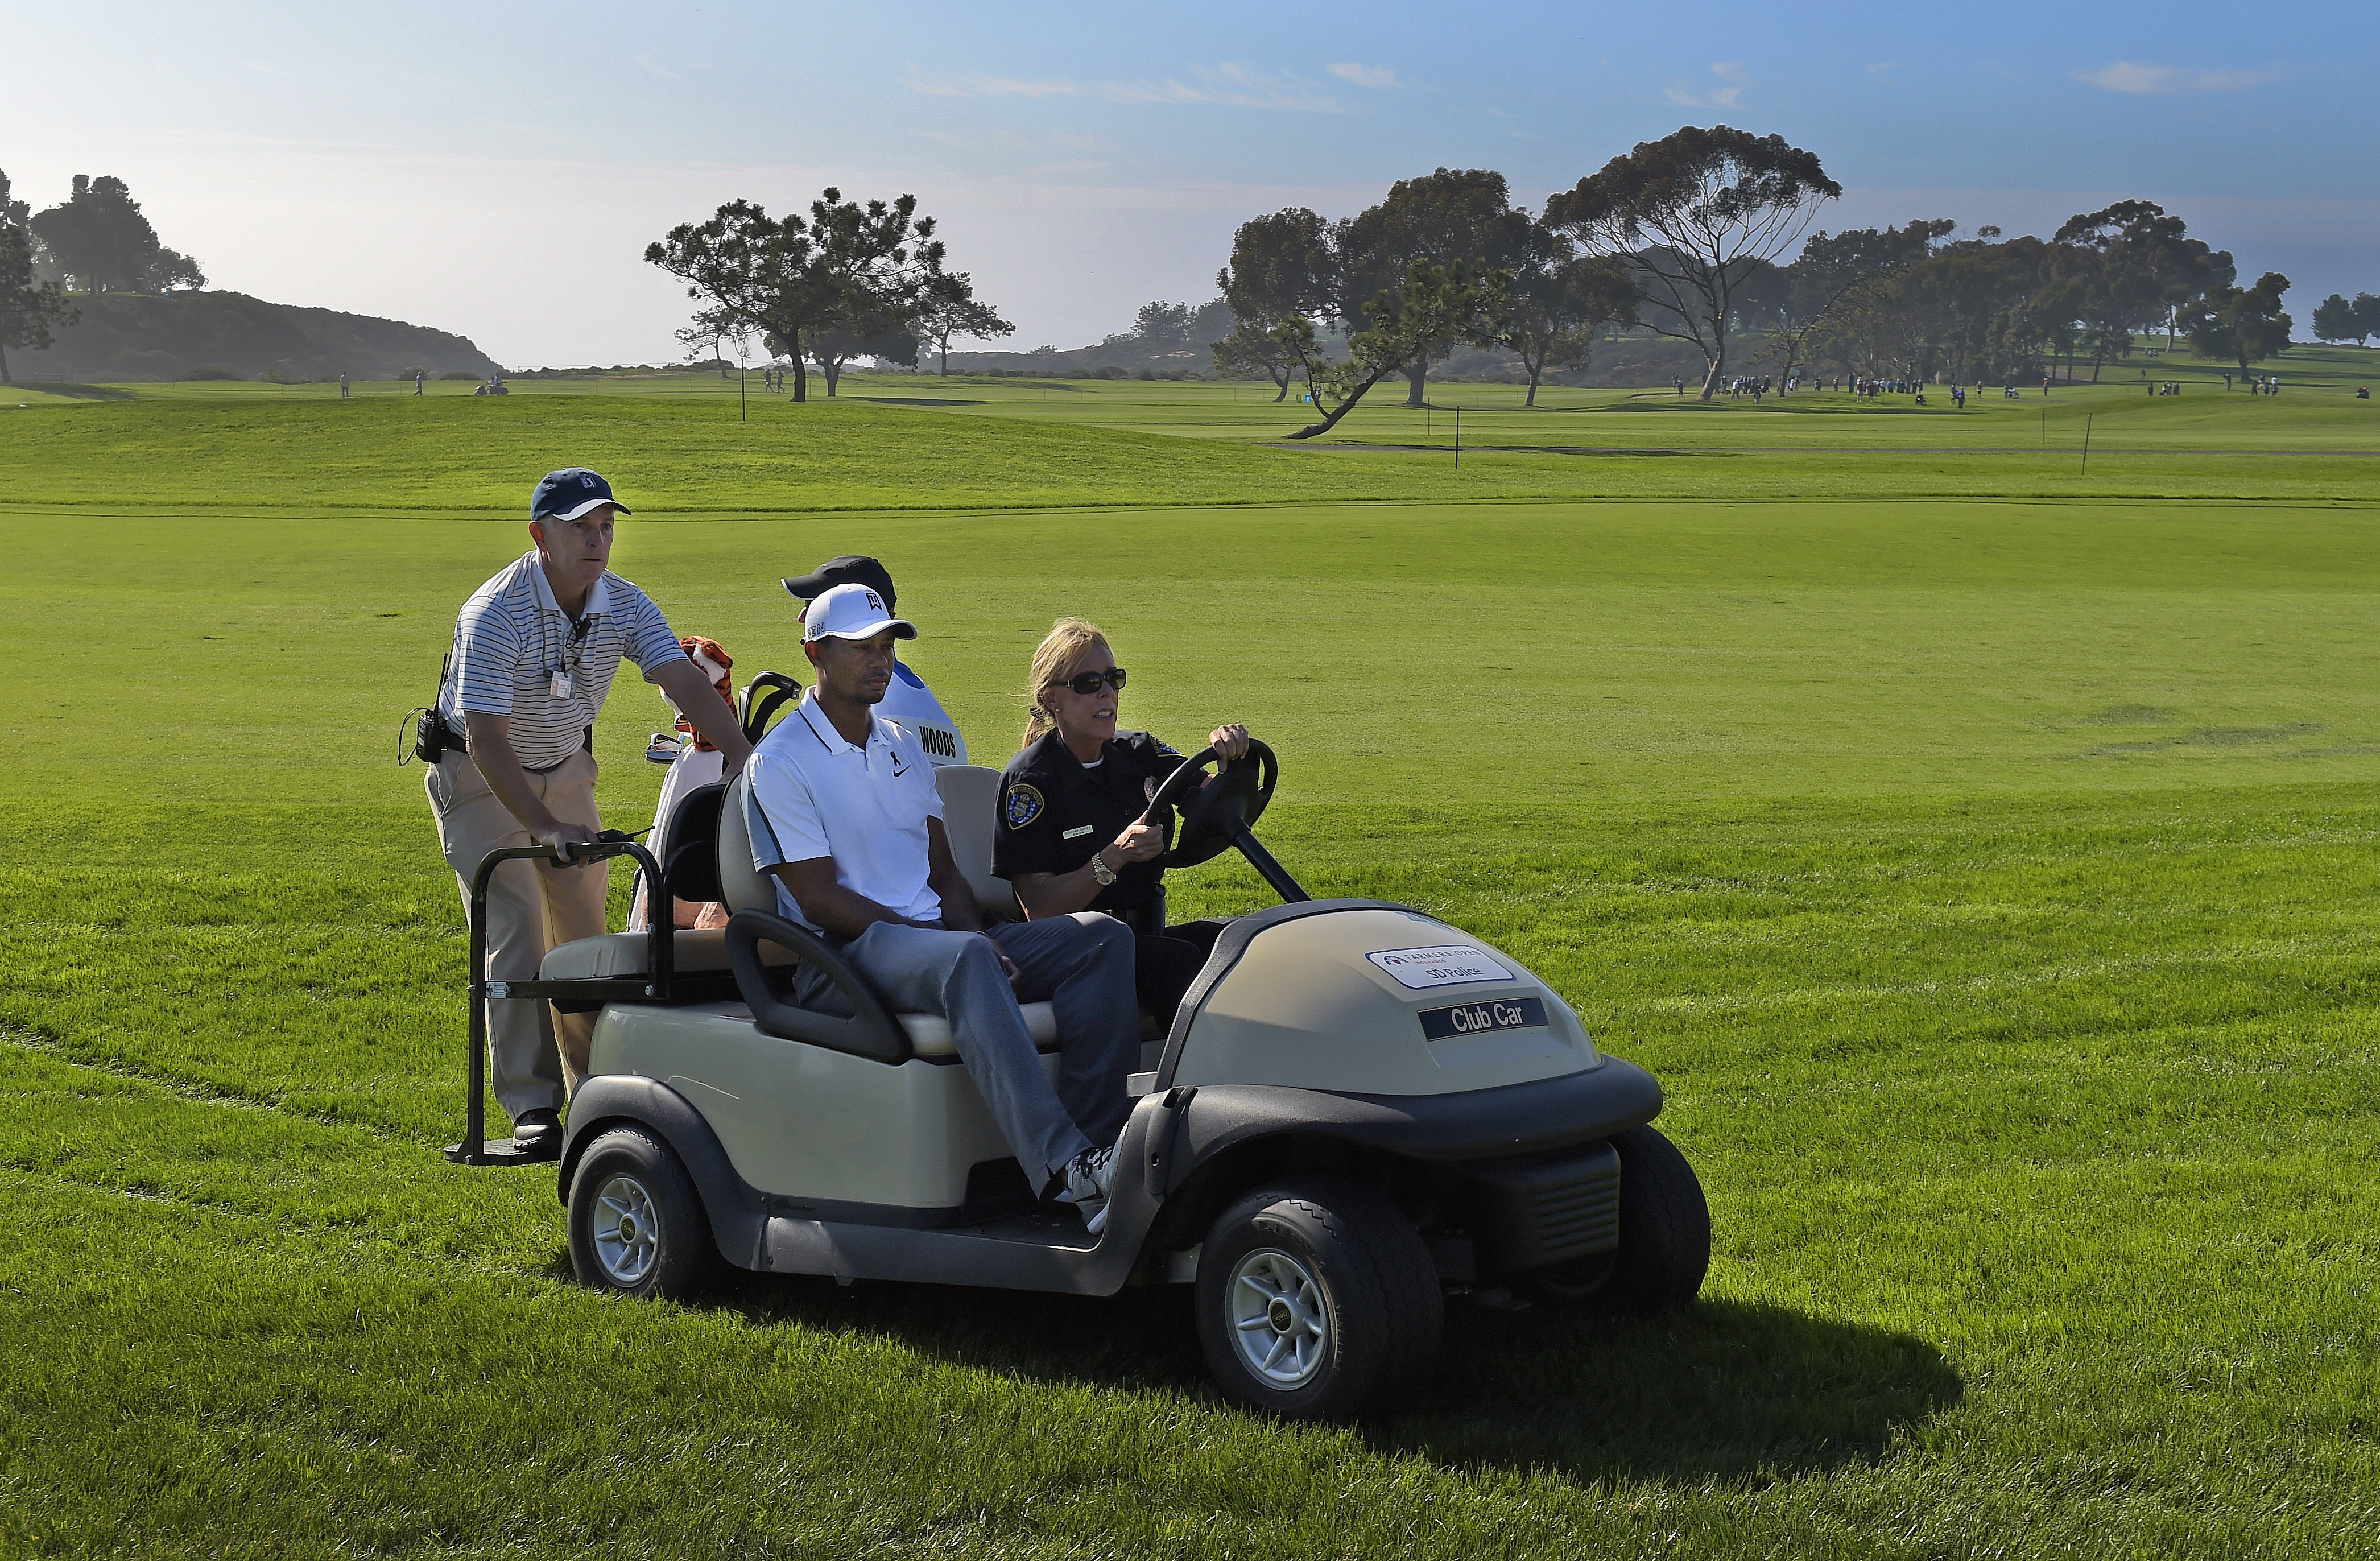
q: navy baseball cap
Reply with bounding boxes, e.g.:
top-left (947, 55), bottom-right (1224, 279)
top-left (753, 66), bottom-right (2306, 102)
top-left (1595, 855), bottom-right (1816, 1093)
top-left (783, 555), bottom-right (896, 613)
top-left (531, 468), bottom-right (632, 523)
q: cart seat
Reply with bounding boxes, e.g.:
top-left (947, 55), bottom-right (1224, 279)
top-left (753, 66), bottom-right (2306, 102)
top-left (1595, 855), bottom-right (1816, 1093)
top-left (718, 762), bottom-right (1062, 1058)
top-left (539, 928), bottom-right (756, 980)
top-left (899, 1002), bottom-right (1061, 1058)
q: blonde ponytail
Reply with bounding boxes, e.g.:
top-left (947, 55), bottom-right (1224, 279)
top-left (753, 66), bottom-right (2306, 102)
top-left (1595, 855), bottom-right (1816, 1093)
top-left (1023, 617), bottom-right (1112, 747)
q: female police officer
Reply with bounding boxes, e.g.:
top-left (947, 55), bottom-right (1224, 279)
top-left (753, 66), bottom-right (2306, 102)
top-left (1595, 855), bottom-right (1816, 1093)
top-left (993, 618), bottom-right (1251, 1028)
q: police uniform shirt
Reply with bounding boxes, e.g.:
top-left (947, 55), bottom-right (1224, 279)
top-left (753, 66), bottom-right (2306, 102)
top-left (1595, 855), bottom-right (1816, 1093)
top-left (994, 730), bottom-right (1183, 914)
top-left (878, 659), bottom-right (968, 767)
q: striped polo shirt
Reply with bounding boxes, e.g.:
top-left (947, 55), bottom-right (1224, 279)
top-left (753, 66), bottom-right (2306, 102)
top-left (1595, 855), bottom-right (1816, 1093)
top-left (441, 552), bottom-right (684, 771)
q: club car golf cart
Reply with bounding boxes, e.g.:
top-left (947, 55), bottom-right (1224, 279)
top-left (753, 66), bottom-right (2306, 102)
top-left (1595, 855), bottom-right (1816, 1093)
top-left (446, 676), bottom-right (1710, 1420)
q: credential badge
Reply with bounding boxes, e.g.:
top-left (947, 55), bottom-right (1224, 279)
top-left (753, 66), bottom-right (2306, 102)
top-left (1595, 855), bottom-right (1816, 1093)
top-left (1005, 783), bottom-right (1044, 830)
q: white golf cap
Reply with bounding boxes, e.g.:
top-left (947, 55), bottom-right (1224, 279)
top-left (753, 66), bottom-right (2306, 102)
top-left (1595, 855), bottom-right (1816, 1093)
top-left (802, 581), bottom-right (916, 643)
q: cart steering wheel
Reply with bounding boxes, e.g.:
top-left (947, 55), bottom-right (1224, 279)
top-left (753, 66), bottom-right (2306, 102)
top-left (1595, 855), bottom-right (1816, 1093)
top-left (1146, 739), bottom-right (1279, 870)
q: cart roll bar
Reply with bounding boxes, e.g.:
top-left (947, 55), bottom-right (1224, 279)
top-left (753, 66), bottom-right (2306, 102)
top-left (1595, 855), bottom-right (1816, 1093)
top-left (723, 910), bottom-right (912, 1064)
top-left (447, 835), bottom-right (668, 1167)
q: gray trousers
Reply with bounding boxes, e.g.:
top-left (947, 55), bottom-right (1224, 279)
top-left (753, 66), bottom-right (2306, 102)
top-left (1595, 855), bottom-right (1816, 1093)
top-left (794, 914), bottom-right (1138, 1187)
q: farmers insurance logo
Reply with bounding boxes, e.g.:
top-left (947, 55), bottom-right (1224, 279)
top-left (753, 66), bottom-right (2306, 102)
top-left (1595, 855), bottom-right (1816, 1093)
top-left (1365, 944), bottom-right (1515, 990)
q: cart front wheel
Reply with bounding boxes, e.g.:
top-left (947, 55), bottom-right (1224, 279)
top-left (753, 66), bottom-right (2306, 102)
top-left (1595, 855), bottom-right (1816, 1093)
top-left (1195, 1176), bottom-right (1440, 1420)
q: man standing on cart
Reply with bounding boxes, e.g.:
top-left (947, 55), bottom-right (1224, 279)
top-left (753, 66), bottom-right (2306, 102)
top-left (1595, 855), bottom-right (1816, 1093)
top-left (424, 467), bottom-right (753, 1157)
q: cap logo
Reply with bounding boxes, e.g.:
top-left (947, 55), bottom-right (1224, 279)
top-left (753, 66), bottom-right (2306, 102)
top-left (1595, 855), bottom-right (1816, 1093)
top-left (580, 472), bottom-right (598, 489)
top-left (865, 590), bottom-right (884, 614)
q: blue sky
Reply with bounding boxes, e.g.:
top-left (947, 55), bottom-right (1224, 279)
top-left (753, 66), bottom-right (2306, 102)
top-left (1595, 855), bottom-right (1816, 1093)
top-left (10, 1), bottom-right (2371, 366)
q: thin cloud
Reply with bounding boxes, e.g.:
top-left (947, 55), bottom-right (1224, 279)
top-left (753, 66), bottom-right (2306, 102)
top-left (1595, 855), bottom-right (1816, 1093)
top-left (1327, 62), bottom-right (1403, 89)
top-left (1665, 63), bottom-right (1748, 108)
top-left (1868, 61), bottom-right (1900, 75)
top-left (908, 62), bottom-right (1344, 112)
top-left (908, 73), bottom-right (1086, 98)
top-left (634, 55), bottom-right (685, 81)
top-left (2075, 60), bottom-right (2283, 94)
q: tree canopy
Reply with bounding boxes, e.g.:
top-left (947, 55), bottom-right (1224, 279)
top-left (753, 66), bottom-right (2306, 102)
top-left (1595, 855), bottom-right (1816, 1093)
top-left (2184, 272), bottom-right (2294, 375)
top-left (646, 188), bottom-right (946, 400)
top-left (1337, 168), bottom-right (1526, 404)
top-left (1547, 125), bottom-right (1840, 400)
top-left (1273, 257), bottom-right (1509, 439)
top-left (915, 271), bottom-right (1013, 375)
top-left (2312, 292), bottom-right (2378, 346)
top-left (1490, 220), bottom-right (1635, 406)
top-left (0, 170), bottom-right (78, 383)
top-left (27, 174), bottom-right (204, 295)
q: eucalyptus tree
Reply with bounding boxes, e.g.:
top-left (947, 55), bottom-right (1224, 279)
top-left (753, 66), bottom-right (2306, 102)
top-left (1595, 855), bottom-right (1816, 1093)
top-left (1548, 125), bottom-right (1840, 400)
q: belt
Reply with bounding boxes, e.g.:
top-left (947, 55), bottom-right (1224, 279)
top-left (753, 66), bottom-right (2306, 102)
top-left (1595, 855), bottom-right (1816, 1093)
top-left (523, 724), bottom-right (598, 774)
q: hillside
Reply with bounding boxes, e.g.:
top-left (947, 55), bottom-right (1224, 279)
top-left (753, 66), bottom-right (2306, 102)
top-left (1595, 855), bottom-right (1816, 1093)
top-left (10, 291), bottom-right (502, 383)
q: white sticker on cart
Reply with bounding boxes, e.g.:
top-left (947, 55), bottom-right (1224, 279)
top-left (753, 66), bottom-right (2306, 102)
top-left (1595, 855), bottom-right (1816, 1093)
top-left (1365, 945), bottom-right (1514, 990)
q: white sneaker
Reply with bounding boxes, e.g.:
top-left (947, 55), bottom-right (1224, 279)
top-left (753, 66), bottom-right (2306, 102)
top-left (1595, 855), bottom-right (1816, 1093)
top-left (1062, 1143), bottom-right (1118, 1235)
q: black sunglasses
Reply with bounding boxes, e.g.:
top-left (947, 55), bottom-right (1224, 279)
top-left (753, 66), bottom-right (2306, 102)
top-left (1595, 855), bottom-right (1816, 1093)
top-left (1061, 667), bottom-right (1127, 695)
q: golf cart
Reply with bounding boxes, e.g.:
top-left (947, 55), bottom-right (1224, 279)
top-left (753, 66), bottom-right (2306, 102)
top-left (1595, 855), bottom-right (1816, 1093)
top-left (447, 676), bottom-right (1710, 1420)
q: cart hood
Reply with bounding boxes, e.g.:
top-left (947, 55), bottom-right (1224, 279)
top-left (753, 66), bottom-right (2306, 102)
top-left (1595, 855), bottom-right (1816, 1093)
top-left (1164, 901), bottom-right (1601, 1097)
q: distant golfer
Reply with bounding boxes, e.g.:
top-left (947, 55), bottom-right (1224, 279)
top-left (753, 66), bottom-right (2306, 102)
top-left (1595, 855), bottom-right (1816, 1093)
top-left (339, 373), bottom-right (350, 399)
top-left (423, 468), bottom-right (754, 1156)
top-left (415, 370), bottom-right (425, 396)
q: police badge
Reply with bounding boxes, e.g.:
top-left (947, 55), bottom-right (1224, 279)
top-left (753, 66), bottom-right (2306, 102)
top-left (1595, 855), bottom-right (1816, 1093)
top-left (1005, 783), bottom-right (1044, 829)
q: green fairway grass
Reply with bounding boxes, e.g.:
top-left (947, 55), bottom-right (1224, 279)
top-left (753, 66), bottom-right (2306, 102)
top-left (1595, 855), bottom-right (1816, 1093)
top-left (3, 374), bottom-right (2375, 515)
top-left (3, 397), bottom-right (2378, 1555)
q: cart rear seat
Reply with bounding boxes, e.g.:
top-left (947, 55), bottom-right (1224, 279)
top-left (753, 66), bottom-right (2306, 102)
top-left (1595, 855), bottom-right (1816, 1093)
top-left (719, 758), bottom-right (1058, 1054)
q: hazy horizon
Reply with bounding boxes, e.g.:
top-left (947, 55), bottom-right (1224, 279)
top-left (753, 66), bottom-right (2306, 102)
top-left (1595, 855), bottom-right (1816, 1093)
top-left (11, 1), bottom-right (2373, 368)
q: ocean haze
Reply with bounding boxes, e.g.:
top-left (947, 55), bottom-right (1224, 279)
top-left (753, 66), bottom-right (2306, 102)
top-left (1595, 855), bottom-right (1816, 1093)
top-left (6, 0), bottom-right (2370, 368)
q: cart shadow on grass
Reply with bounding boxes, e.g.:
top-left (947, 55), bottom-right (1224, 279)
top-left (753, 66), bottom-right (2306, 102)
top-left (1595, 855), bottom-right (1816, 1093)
top-left (557, 1246), bottom-right (1960, 1483)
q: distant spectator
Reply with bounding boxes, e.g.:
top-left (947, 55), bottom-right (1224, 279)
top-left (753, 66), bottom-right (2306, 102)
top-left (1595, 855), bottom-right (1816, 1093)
top-left (339, 373), bottom-right (350, 400)
top-left (414, 370), bottom-right (425, 397)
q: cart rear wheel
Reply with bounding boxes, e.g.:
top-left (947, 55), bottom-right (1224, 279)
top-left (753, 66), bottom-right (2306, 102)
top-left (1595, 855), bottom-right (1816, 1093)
top-left (567, 1126), bottom-right (715, 1300)
top-left (1195, 1176), bottom-right (1440, 1420)
top-left (1531, 1124), bottom-right (1709, 1312)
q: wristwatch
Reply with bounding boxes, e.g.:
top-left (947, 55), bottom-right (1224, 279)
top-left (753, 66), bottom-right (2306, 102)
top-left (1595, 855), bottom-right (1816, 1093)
top-left (1090, 849), bottom-right (1119, 887)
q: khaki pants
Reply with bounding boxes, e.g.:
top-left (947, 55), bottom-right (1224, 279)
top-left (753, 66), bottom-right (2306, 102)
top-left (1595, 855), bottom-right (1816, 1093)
top-left (425, 748), bottom-right (606, 1120)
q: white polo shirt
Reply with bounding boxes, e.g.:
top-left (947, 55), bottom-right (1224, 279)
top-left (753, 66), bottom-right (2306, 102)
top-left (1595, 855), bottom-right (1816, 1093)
top-left (746, 695), bottom-right (944, 931)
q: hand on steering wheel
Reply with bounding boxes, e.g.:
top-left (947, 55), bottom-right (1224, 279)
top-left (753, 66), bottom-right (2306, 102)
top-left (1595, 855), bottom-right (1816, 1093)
top-left (1108, 819), bottom-right (1166, 864)
top-left (1146, 737), bottom-right (1279, 870)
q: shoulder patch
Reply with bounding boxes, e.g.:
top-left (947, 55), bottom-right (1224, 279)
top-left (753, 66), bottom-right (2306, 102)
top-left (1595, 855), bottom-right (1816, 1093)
top-left (1005, 783), bottom-right (1045, 830)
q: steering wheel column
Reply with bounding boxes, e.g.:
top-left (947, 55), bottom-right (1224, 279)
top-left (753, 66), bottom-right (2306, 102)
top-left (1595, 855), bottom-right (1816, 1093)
top-left (1147, 741), bottom-right (1308, 903)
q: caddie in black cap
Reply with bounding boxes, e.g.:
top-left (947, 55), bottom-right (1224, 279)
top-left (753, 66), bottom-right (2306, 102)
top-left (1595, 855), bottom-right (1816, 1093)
top-left (783, 555), bottom-right (896, 612)
top-left (778, 555), bottom-right (969, 767)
